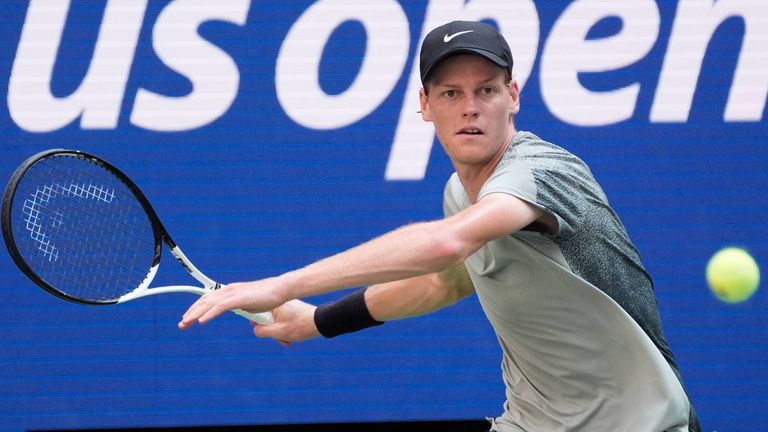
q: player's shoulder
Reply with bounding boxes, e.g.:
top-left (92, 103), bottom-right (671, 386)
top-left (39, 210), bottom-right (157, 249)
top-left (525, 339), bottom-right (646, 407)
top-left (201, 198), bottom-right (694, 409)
top-left (509, 130), bottom-right (574, 159)
top-left (507, 130), bottom-right (591, 175)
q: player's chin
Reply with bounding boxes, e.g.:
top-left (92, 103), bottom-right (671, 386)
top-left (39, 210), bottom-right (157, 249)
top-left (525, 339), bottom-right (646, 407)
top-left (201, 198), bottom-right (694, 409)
top-left (452, 149), bottom-right (495, 166)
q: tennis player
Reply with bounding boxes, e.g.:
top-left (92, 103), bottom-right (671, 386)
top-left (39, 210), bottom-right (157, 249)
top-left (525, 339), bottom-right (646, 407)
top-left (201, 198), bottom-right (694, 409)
top-left (180, 21), bottom-right (700, 431)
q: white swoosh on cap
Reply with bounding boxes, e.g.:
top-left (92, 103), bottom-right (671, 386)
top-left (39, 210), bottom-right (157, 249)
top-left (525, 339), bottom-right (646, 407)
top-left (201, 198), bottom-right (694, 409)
top-left (443, 30), bottom-right (474, 43)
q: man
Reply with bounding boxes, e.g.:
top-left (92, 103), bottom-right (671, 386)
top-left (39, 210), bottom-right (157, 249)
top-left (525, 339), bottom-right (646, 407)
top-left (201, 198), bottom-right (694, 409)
top-left (180, 21), bottom-right (700, 431)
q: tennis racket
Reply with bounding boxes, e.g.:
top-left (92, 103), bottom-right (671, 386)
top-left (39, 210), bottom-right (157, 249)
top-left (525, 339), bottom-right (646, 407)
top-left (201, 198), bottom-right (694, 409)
top-left (1, 149), bottom-right (273, 325)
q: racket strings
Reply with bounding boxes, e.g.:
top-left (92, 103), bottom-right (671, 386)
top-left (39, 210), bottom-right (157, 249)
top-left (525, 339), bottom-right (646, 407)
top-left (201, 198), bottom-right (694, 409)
top-left (24, 157), bottom-right (151, 211)
top-left (22, 179), bottom-right (121, 262)
top-left (21, 163), bottom-right (156, 249)
top-left (11, 155), bottom-right (158, 302)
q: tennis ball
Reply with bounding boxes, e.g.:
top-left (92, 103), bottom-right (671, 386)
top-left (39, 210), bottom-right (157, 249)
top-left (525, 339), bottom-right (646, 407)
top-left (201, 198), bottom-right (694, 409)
top-left (706, 247), bottom-right (760, 303)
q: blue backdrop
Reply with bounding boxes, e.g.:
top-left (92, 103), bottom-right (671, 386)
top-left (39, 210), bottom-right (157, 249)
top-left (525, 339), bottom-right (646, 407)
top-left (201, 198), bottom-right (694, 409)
top-left (1, 1), bottom-right (766, 431)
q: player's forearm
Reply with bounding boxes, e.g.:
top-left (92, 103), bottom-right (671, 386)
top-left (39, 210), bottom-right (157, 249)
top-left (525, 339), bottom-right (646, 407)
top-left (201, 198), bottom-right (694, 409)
top-left (365, 267), bottom-right (474, 321)
top-left (310, 264), bottom-right (474, 339)
top-left (278, 220), bottom-right (470, 302)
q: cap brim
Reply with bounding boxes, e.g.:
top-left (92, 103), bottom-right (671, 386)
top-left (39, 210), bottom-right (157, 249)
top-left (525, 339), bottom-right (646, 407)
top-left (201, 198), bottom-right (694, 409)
top-left (421, 48), bottom-right (509, 82)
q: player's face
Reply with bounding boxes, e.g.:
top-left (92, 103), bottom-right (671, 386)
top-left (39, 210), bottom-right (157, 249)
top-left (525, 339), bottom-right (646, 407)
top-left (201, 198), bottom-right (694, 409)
top-left (420, 55), bottom-right (519, 171)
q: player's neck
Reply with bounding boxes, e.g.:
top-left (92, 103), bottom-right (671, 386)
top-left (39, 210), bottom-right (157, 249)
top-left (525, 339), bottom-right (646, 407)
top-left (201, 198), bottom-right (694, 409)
top-left (455, 129), bottom-right (515, 203)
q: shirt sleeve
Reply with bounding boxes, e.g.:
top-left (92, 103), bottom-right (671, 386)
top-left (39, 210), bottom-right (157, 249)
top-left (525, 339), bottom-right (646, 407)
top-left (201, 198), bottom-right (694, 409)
top-left (442, 173), bottom-right (466, 218)
top-left (476, 159), bottom-right (567, 236)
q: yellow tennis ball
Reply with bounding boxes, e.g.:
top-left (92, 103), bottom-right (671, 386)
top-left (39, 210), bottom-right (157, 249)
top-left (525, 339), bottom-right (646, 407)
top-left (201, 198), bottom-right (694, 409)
top-left (706, 247), bottom-right (760, 303)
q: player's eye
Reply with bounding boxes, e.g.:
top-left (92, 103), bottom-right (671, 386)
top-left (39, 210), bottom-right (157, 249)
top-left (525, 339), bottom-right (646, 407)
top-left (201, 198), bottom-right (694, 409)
top-left (443, 89), bottom-right (457, 98)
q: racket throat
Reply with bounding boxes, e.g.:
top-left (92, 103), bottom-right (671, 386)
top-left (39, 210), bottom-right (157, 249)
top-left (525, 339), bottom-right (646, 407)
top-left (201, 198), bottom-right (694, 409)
top-left (169, 245), bottom-right (217, 287)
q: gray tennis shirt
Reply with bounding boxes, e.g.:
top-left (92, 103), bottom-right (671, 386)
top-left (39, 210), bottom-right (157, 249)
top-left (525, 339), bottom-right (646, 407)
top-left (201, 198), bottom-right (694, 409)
top-left (443, 131), bottom-right (693, 431)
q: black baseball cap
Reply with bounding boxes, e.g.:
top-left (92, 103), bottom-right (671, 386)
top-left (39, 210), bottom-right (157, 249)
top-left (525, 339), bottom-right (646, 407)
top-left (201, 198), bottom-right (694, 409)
top-left (419, 20), bottom-right (513, 84)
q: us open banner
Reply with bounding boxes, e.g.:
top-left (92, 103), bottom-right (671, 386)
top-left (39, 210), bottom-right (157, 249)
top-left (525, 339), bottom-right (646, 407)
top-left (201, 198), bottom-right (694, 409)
top-left (0, 1), bottom-right (765, 430)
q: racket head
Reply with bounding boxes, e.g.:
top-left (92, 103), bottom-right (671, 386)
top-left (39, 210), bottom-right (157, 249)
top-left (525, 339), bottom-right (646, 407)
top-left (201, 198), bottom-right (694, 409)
top-left (2, 149), bottom-right (165, 304)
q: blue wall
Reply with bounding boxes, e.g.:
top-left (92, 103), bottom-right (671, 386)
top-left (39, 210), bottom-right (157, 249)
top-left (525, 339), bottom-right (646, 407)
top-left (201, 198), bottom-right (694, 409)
top-left (1, 1), bottom-right (766, 430)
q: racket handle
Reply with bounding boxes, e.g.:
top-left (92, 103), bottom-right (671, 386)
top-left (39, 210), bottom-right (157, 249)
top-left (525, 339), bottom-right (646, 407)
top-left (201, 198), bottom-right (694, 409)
top-left (233, 308), bottom-right (274, 325)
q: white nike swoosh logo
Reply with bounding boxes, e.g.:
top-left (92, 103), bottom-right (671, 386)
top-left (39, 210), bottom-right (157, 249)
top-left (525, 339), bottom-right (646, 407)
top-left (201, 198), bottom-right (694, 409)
top-left (443, 30), bottom-right (474, 43)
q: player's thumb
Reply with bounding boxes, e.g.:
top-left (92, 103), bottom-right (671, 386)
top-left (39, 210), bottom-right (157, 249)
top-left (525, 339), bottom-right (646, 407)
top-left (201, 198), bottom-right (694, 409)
top-left (253, 323), bottom-right (292, 347)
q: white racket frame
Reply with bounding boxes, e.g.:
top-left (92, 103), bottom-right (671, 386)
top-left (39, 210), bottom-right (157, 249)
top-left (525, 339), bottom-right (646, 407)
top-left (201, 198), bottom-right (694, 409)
top-left (117, 245), bottom-right (273, 325)
top-left (3, 149), bottom-right (274, 326)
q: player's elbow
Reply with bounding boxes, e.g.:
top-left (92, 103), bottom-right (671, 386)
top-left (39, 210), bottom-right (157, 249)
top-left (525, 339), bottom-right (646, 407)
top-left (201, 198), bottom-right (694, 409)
top-left (429, 231), bottom-right (476, 269)
top-left (407, 219), bottom-right (480, 273)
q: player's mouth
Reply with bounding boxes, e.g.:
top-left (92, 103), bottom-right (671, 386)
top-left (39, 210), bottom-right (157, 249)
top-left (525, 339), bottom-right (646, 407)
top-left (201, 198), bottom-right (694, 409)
top-left (457, 127), bottom-right (483, 135)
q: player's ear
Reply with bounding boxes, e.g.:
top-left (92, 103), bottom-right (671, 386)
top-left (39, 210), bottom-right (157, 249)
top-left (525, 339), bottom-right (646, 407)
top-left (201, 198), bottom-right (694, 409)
top-left (419, 87), bottom-right (433, 122)
top-left (508, 80), bottom-right (520, 115)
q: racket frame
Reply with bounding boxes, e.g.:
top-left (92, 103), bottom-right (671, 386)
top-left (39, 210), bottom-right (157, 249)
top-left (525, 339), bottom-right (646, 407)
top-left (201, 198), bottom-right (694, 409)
top-left (2, 149), bottom-right (272, 324)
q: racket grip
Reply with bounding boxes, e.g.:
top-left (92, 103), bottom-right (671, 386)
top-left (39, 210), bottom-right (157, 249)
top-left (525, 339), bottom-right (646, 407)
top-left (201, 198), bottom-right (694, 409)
top-left (232, 308), bottom-right (274, 325)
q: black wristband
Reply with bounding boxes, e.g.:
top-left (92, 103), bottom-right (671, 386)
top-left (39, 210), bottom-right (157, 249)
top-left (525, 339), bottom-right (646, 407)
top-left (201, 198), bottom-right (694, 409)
top-left (314, 288), bottom-right (384, 338)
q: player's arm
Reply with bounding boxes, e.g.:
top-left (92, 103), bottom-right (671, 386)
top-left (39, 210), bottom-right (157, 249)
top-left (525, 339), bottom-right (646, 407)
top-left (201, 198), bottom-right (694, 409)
top-left (366, 263), bottom-right (474, 321)
top-left (180, 192), bottom-right (543, 328)
top-left (253, 264), bottom-right (474, 344)
top-left (282, 192), bottom-right (541, 298)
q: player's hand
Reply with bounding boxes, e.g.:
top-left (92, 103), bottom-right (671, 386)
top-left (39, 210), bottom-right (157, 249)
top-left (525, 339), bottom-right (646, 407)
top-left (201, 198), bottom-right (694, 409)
top-left (178, 278), bottom-right (288, 329)
top-left (252, 299), bottom-right (319, 347)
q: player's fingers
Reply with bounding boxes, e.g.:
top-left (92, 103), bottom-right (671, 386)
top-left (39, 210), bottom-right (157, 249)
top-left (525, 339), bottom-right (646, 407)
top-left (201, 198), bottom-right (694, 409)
top-left (178, 304), bottom-right (202, 329)
top-left (179, 309), bottom-right (204, 329)
top-left (196, 302), bottom-right (230, 324)
top-left (179, 293), bottom-right (218, 328)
